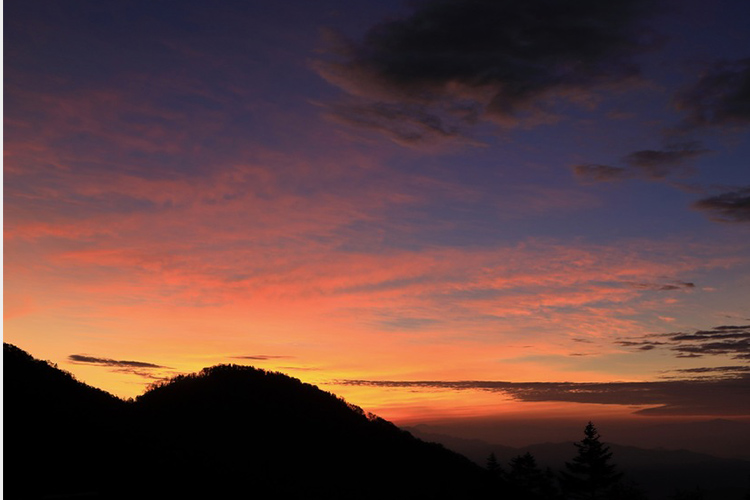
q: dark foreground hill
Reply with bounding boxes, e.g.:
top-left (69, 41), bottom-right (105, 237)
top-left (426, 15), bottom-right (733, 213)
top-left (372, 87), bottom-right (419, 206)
top-left (4, 343), bottom-right (129, 498)
top-left (4, 343), bottom-right (485, 500)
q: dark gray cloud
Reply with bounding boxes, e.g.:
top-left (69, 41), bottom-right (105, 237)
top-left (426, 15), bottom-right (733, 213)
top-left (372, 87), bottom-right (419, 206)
top-left (338, 376), bottom-right (750, 416)
top-left (232, 355), bottom-right (293, 361)
top-left (692, 186), bottom-right (750, 223)
top-left (315, 0), bottom-right (656, 142)
top-left (68, 354), bottom-right (165, 369)
top-left (674, 57), bottom-right (750, 129)
top-left (626, 280), bottom-right (696, 291)
top-left (618, 325), bottom-right (750, 361)
top-left (573, 142), bottom-right (709, 183)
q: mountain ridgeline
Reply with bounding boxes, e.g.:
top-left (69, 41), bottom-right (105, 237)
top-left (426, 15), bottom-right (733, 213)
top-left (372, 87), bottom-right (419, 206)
top-left (7, 343), bottom-right (749, 500)
top-left (4, 343), bottom-right (485, 499)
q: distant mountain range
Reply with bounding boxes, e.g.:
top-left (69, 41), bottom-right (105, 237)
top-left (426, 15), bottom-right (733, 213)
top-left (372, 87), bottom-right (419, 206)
top-left (405, 416), bottom-right (750, 460)
top-left (619, 419), bottom-right (750, 460)
top-left (5, 342), bottom-right (750, 500)
top-left (406, 428), bottom-right (750, 500)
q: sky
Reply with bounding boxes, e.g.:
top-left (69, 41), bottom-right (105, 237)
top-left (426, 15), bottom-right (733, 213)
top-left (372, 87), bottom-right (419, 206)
top-left (4, 0), bottom-right (750, 444)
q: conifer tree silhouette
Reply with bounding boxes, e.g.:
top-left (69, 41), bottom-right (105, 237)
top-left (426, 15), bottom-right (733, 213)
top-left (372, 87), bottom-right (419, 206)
top-left (506, 452), bottom-right (559, 499)
top-left (483, 452), bottom-right (505, 496)
top-left (560, 422), bottom-right (623, 500)
top-left (486, 452), bottom-right (501, 474)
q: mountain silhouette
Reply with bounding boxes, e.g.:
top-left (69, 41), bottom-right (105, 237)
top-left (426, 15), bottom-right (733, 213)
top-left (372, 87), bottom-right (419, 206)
top-left (10, 343), bottom-right (750, 500)
top-left (4, 343), bottom-right (129, 499)
top-left (4, 343), bottom-right (485, 499)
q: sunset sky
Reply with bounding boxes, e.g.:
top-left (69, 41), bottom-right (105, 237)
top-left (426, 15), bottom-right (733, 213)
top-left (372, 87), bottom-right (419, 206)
top-left (5, 0), bottom-right (750, 440)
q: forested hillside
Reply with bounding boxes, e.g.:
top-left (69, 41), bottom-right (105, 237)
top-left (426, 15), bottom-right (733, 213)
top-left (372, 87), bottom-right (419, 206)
top-left (4, 343), bottom-right (484, 499)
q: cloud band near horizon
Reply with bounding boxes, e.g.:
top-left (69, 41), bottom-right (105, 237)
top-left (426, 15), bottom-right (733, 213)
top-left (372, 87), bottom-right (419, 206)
top-left (337, 376), bottom-right (750, 416)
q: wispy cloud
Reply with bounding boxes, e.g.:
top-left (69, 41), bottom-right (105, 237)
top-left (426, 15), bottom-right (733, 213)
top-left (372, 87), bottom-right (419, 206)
top-left (625, 280), bottom-right (696, 291)
top-left (572, 55), bottom-right (749, 225)
top-left (68, 354), bottom-right (169, 381)
top-left (692, 187), bottom-right (750, 223)
top-left (674, 57), bottom-right (750, 129)
top-left (68, 354), bottom-right (165, 369)
top-left (573, 142), bottom-right (710, 183)
top-left (618, 325), bottom-right (750, 360)
top-left (663, 365), bottom-right (750, 378)
top-left (622, 142), bottom-right (710, 180)
top-left (232, 355), bottom-right (293, 361)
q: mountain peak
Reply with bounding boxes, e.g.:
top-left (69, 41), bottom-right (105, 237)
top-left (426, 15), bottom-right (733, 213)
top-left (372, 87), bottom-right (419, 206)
top-left (5, 343), bottom-right (483, 499)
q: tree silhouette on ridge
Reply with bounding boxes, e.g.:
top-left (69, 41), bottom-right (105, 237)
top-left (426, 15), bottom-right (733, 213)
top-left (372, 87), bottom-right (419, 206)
top-left (506, 452), bottom-right (559, 499)
top-left (560, 421), bottom-right (623, 500)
